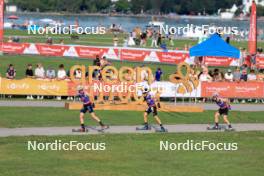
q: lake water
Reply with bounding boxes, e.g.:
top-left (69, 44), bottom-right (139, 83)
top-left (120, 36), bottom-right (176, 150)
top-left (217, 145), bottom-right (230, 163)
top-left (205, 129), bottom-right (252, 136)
top-left (4, 14), bottom-right (264, 33)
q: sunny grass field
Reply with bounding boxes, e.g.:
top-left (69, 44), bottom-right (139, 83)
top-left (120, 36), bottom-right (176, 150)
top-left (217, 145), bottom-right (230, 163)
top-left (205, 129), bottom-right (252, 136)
top-left (0, 107), bottom-right (263, 128)
top-left (4, 29), bottom-right (264, 49)
top-left (0, 107), bottom-right (263, 176)
top-left (0, 132), bottom-right (263, 176)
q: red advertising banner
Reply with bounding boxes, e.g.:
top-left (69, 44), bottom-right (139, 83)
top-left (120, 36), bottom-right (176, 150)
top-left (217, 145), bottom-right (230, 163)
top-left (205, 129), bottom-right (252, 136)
top-left (0, 0), bottom-right (4, 53)
top-left (3, 42), bottom-right (30, 54)
top-left (156, 51), bottom-right (188, 64)
top-left (75, 46), bottom-right (108, 58)
top-left (201, 82), bottom-right (264, 98)
top-left (204, 56), bottom-right (234, 66)
top-left (35, 44), bottom-right (69, 56)
top-left (120, 49), bottom-right (150, 62)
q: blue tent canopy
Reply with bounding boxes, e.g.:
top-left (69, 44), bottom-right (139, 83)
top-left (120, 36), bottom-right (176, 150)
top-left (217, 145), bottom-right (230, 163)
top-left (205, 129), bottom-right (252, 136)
top-left (189, 34), bottom-right (240, 59)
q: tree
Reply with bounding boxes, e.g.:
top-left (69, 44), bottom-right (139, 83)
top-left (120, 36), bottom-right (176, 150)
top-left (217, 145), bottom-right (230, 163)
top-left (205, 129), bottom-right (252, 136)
top-left (115, 0), bottom-right (130, 13)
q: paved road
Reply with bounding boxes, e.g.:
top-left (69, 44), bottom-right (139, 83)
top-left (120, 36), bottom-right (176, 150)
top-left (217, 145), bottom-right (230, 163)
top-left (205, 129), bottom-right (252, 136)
top-left (0, 123), bottom-right (263, 137)
top-left (0, 100), bottom-right (263, 111)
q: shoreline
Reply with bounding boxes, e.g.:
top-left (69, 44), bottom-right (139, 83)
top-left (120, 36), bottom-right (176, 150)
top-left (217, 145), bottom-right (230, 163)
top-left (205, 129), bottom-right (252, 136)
top-left (6, 11), bottom-right (262, 21)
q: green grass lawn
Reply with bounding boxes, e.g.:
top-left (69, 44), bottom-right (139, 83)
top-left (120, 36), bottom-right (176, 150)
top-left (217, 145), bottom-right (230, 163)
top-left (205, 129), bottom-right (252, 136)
top-left (0, 132), bottom-right (263, 176)
top-left (0, 107), bottom-right (263, 128)
top-left (4, 29), bottom-right (264, 49)
top-left (0, 55), bottom-right (178, 80)
top-left (0, 54), bottom-right (235, 81)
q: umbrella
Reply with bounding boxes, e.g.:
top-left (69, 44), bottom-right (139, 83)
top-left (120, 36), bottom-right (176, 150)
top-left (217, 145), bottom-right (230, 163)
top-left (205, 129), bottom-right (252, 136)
top-left (8, 15), bottom-right (19, 20)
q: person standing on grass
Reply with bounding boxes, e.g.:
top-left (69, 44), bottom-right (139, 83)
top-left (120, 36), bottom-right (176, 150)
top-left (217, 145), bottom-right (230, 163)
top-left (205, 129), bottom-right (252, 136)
top-left (151, 30), bottom-right (158, 48)
top-left (113, 35), bottom-right (119, 47)
top-left (211, 93), bottom-right (233, 130)
top-left (155, 68), bottom-right (163, 81)
top-left (77, 86), bottom-right (109, 132)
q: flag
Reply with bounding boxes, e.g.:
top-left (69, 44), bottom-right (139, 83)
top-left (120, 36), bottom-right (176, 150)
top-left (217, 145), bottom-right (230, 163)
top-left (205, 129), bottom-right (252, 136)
top-left (248, 0), bottom-right (257, 55)
top-left (0, 0), bottom-right (4, 53)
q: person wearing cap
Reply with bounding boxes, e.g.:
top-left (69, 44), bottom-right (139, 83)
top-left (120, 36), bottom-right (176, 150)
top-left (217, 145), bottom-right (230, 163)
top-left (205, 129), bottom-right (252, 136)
top-left (210, 93), bottom-right (233, 130)
top-left (137, 87), bottom-right (166, 132)
top-left (77, 86), bottom-right (109, 132)
top-left (224, 69), bottom-right (233, 82)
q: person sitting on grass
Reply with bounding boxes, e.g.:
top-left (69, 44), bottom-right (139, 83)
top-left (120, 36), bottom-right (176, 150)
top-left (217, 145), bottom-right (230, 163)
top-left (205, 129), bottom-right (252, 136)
top-left (34, 64), bottom-right (45, 100)
top-left (25, 64), bottom-right (34, 78)
top-left (57, 64), bottom-right (68, 81)
top-left (6, 64), bottom-right (16, 79)
top-left (46, 67), bottom-right (56, 79)
top-left (25, 64), bottom-right (34, 100)
top-left (35, 63), bottom-right (45, 79)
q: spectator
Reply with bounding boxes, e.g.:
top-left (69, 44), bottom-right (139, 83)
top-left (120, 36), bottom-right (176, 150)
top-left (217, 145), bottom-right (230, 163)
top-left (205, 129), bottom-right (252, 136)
top-left (155, 68), bottom-right (163, 81)
top-left (257, 69), bottom-right (264, 81)
top-left (212, 69), bottom-right (223, 82)
top-left (157, 33), bottom-right (162, 46)
top-left (46, 37), bottom-right (53, 45)
top-left (35, 63), bottom-right (45, 79)
top-left (100, 56), bottom-right (111, 68)
top-left (25, 64), bottom-right (34, 78)
top-left (113, 35), bottom-right (119, 47)
top-left (35, 64), bottom-right (45, 100)
top-left (57, 64), bottom-right (67, 80)
top-left (140, 65), bottom-right (149, 82)
top-left (7, 36), bottom-right (13, 43)
top-left (93, 55), bottom-right (101, 67)
top-left (46, 67), bottom-right (56, 79)
top-left (151, 31), bottom-right (158, 48)
top-left (240, 69), bottom-right (248, 82)
top-left (140, 31), bottom-right (147, 47)
top-left (233, 67), bottom-right (241, 82)
top-left (199, 67), bottom-right (212, 82)
top-left (59, 39), bottom-right (64, 45)
top-left (6, 64), bottom-right (16, 79)
top-left (248, 69), bottom-right (257, 82)
top-left (75, 68), bottom-right (82, 79)
top-left (224, 69), bottom-right (233, 82)
top-left (25, 64), bottom-right (34, 99)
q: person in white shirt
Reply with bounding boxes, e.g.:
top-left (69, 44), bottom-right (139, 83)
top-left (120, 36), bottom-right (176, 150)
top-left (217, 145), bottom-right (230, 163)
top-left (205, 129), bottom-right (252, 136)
top-left (224, 69), bottom-right (234, 82)
top-left (248, 69), bottom-right (257, 81)
top-left (34, 63), bottom-right (45, 100)
top-left (57, 64), bottom-right (67, 80)
top-left (35, 63), bottom-right (45, 79)
top-left (199, 67), bottom-right (212, 82)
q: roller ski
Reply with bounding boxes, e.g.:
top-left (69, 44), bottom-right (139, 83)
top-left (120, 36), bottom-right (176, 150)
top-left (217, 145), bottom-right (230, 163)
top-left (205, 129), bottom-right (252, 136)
top-left (207, 125), bottom-right (222, 131)
top-left (152, 125), bottom-right (168, 133)
top-left (224, 126), bottom-right (235, 132)
top-left (87, 125), bottom-right (110, 132)
top-left (136, 124), bottom-right (151, 131)
top-left (72, 128), bottom-right (89, 133)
